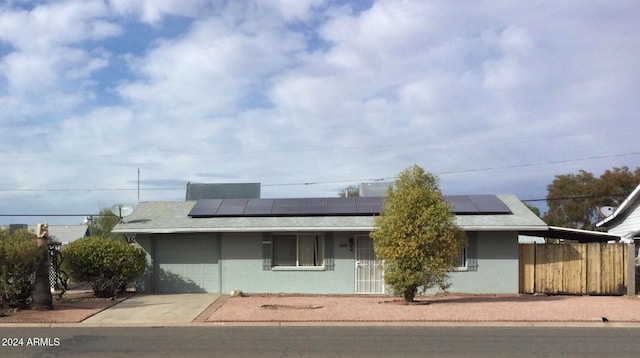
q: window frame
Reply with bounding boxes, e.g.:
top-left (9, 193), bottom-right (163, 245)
top-left (270, 233), bottom-right (325, 270)
top-left (453, 231), bottom-right (478, 272)
top-left (453, 246), bottom-right (468, 272)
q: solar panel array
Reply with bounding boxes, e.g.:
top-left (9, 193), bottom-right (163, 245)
top-left (188, 195), bottom-right (511, 217)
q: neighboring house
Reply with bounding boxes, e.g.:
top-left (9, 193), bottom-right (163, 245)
top-left (596, 183), bottom-right (640, 249)
top-left (33, 225), bottom-right (90, 245)
top-left (1, 224), bottom-right (89, 244)
top-left (112, 194), bottom-right (547, 295)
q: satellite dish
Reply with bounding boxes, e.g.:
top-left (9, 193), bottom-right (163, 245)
top-left (598, 206), bottom-right (616, 217)
top-left (111, 204), bottom-right (134, 222)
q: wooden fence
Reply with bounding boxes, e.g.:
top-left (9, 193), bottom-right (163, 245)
top-left (519, 243), bottom-right (631, 295)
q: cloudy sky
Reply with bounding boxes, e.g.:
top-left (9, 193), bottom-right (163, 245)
top-left (1, 0), bottom-right (639, 225)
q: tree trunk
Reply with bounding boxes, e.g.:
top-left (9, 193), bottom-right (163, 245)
top-left (403, 286), bottom-right (417, 303)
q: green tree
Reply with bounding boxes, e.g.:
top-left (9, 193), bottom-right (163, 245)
top-left (90, 208), bottom-right (123, 239)
top-left (61, 237), bottom-right (146, 297)
top-left (543, 166), bottom-right (640, 229)
top-left (0, 229), bottom-right (46, 309)
top-left (338, 185), bottom-right (360, 197)
top-left (370, 165), bottom-right (466, 303)
top-left (523, 202), bottom-right (541, 218)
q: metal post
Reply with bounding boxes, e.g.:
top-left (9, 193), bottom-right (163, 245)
top-left (627, 242), bottom-right (636, 296)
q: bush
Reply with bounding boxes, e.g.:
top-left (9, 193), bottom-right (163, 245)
top-left (61, 237), bottom-right (146, 298)
top-left (0, 229), bottom-right (46, 309)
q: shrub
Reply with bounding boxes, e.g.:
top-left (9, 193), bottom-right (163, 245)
top-left (371, 165), bottom-right (466, 302)
top-left (61, 237), bottom-right (146, 298)
top-left (0, 229), bottom-right (46, 309)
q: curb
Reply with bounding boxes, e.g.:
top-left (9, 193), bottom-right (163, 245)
top-left (3, 321), bottom-right (640, 328)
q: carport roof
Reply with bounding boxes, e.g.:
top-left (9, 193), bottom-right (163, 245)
top-left (520, 226), bottom-right (621, 243)
top-left (112, 195), bottom-right (547, 234)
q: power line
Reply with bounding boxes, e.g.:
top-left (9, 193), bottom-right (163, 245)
top-left (522, 194), bottom-right (630, 203)
top-left (436, 152), bottom-right (640, 175)
top-left (0, 151), bottom-right (638, 193)
top-left (0, 214), bottom-right (101, 217)
top-left (0, 188), bottom-right (182, 192)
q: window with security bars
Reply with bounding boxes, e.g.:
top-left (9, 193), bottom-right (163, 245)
top-left (456, 247), bottom-right (467, 268)
top-left (451, 232), bottom-right (478, 271)
top-left (272, 234), bottom-right (324, 267)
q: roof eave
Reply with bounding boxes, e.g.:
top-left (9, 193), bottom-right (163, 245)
top-left (113, 224), bottom-right (545, 234)
top-left (596, 183), bottom-right (640, 228)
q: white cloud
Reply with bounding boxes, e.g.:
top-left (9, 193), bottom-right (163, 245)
top-left (1, 0), bottom-right (640, 223)
top-left (249, 0), bottom-right (328, 23)
top-left (0, 1), bottom-right (117, 50)
top-left (108, 0), bottom-right (211, 24)
top-left (0, 1), bottom-right (120, 124)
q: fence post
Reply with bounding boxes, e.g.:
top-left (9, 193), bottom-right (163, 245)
top-left (628, 242), bottom-right (636, 296)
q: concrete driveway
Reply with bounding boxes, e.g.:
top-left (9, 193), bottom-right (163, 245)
top-left (80, 294), bottom-right (221, 327)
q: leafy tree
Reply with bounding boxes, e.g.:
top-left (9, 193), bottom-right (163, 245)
top-left (543, 166), bottom-right (640, 229)
top-left (338, 185), bottom-right (360, 197)
top-left (523, 202), bottom-right (541, 218)
top-left (370, 165), bottom-right (466, 303)
top-left (61, 237), bottom-right (146, 297)
top-left (90, 208), bottom-right (123, 239)
top-left (0, 229), bottom-right (46, 309)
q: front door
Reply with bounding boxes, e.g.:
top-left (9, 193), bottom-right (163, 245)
top-left (355, 235), bottom-right (384, 294)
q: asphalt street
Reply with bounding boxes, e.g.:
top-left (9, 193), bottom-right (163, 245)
top-left (1, 327), bottom-right (639, 357)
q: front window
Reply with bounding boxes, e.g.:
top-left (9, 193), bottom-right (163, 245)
top-left (457, 247), bottom-right (467, 269)
top-left (450, 246), bottom-right (467, 271)
top-left (272, 234), bottom-right (324, 267)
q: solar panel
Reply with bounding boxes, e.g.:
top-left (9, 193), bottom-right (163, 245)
top-left (469, 195), bottom-right (511, 214)
top-left (272, 199), bottom-right (300, 215)
top-left (444, 195), bottom-right (478, 213)
top-left (215, 198), bottom-right (248, 216)
top-left (355, 197), bottom-right (383, 214)
top-left (244, 199), bottom-right (274, 215)
top-left (188, 194), bottom-right (511, 217)
top-left (188, 199), bottom-right (223, 217)
top-left (299, 198), bottom-right (328, 215)
top-left (327, 197), bottom-right (357, 214)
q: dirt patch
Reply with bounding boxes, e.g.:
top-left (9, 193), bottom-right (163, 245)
top-left (0, 292), bottom-right (131, 324)
top-left (379, 299), bottom-right (430, 305)
top-left (207, 294), bottom-right (640, 323)
top-left (260, 304), bottom-right (323, 310)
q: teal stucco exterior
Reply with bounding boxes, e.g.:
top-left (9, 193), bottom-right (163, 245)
top-left (219, 232), bottom-right (357, 294)
top-left (133, 230), bottom-right (520, 295)
top-left (135, 231), bottom-right (366, 294)
top-left (445, 231), bottom-right (519, 294)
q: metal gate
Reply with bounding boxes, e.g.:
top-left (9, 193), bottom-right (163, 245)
top-left (355, 235), bottom-right (384, 294)
top-left (48, 242), bottom-right (66, 292)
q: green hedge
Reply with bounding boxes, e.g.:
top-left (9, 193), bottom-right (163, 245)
top-left (0, 230), bottom-right (45, 309)
top-left (61, 237), bottom-right (146, 298)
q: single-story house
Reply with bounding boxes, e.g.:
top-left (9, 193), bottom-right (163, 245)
top-left (112, 193), bottom-right (548, 295)
top-left (1, 224), bottom-right (89, 245)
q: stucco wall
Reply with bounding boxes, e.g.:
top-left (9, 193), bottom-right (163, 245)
top-left (220, 232), bottom-right (358, 294)
top-left (135, 230), bottom-right (519, 294)
top-left (444, 231), bottom-right (519, 294)
top-left (133, 234), bottom-right (153, 292)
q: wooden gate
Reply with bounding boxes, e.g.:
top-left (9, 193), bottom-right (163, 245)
top-left (519, 243), bottom-right (630, 295)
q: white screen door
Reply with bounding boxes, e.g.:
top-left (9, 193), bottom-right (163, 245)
top-left (355, 235), bottom-right (384, 294)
